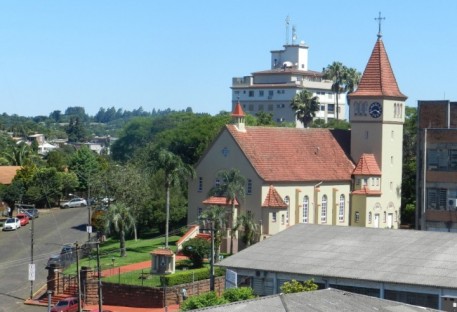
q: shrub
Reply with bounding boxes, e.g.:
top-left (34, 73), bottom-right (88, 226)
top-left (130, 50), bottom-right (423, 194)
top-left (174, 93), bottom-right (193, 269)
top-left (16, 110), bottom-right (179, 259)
top-left (180, 291), bottom-right (228, 311)
top-left (182, 238), bottom-right (210, 268)
top-left (222, 287), bottom-right (256, 302)
top-left (280, 279), bottom-right (318, 294)
top-left (162, 267), bottom-right (225, 286)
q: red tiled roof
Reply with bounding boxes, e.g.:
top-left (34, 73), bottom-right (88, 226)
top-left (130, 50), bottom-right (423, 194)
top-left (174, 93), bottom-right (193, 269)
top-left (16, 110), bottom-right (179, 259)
top-left (150, 248), bottom-right (174, 256)
top-left (0, 166), bottom-right (21, 184)
top-left (350, 38), bottom-right (407, 100)
top-left (227, 126), bottom-right (354, 182)
top-left (351, 187), bottom-right (382, 196)
top-left (353, 154), bottom-right (381, 176)
top-left (231, 102), bottom-right (245, 117)
top-left (202, 196), bottom-right (239, 206)
top-left (262, 185), bottom-right (288, 209)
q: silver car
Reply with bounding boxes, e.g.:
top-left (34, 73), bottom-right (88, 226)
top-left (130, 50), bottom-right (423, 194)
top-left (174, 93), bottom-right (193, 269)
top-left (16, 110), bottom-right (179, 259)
top-left (60, 198), bottom-right (87, 208)
top-left (3, 217), bottom-right (21, 231)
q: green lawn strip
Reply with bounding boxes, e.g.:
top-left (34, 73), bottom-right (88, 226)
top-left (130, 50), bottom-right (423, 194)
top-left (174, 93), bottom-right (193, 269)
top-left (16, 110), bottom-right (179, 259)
top-left (63, 235), bottom-right (180, 274)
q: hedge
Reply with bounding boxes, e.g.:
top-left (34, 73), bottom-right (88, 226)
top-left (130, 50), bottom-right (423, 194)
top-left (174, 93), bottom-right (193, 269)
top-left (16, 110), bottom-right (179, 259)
top-left (162, 267), bottom-right (225, 286)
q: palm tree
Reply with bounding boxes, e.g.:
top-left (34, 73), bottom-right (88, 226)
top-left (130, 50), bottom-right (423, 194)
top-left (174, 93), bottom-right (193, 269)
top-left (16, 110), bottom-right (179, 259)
top-left (323, 62), bottom-right (361, 121)
top-left (290, 90), bottom-right (320, 127)
top-left (200, 205), bottom-right (227, 262)
top-left (104, 202), bottom-right (135, 257)
top-left (209, 168), bottom-right (246, 254)
top-left (151, 148), bottom-right (195, 248)
top-left (234, 212), bottom-right (259, 248)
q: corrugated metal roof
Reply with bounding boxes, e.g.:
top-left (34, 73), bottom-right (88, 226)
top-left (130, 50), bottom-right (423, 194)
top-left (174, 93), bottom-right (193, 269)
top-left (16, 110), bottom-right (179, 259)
top-left (218, 224), bottom-right (457, 289)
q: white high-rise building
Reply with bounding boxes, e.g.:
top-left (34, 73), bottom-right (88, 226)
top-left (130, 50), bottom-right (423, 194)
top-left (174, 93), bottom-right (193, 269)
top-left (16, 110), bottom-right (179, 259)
top-left (231, 41), bottom-right (346, 126)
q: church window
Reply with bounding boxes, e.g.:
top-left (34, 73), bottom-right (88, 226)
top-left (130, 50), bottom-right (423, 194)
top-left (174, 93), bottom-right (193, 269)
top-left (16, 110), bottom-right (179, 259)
top-left (272, 212), bottom-right (277, 223)
top-left (355, 211), bottom-right (360, 223)
top-left (284, 196), bottom-right (290, 224)
top-left (383, 211), bottom-right (386, 223)
top-left (356, 102), bottom-right (360, 115)
top-left (368, 212), bottom-right (372, 223)
top-left (215, 179), bottom-right (220, 187)
top-left (371, 178), bottom-right (375, 186)
top-left (246, 179), bottom-right (252, 195)
top-left (339, 195), bottom-right (345, 222)
top-left (356, 178), bottom-right (360, 185)
top-left (303, 196), bottom-right (309, 223)
top-left (363, 102), bottom-right (367, 115)
top-left (281, 214), bottom-right (285, 225)
top-left (198, 177), bottom-right (203, 192)
top-left (198, 207), bottom-right (203, 218)
top-left (321, 195), bottom-right (327, 223)
top-left (376, 178), bottom-right (380, 186)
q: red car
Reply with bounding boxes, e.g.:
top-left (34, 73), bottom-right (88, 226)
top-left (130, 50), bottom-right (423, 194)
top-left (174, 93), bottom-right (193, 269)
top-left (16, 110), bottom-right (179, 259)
top-left (50, 297), bottom-right (79, 312)
top-left (16, 213), bottom-right (29, 226)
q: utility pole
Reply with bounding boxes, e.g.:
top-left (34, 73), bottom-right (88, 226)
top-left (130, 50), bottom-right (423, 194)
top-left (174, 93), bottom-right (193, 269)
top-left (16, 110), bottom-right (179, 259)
top-left (75, 242), bottom-right (82, 312)
top-left (210, 220), bottom-right (215, 291)
top-left (29, 212), bottom-right (34, 299)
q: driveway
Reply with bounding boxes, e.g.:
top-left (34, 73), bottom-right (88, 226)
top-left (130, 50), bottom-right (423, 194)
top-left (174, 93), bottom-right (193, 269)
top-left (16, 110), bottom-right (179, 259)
top-left (0, 206), bottom-right (92, 312)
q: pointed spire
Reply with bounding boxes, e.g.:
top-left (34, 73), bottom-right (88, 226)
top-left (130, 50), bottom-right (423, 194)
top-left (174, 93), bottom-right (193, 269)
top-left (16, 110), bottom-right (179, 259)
top-left (349, 38), bottom-right (407, 100)
top-left (231, 101), bottom-right (245, 118)
top-left (232, 101), bottom-right (246, 132)
top-left (262, 185), bottom-right (288, 209)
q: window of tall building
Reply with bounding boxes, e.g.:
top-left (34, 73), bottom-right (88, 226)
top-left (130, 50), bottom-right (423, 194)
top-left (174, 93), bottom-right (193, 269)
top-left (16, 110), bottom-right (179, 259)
top-left (258, 104), bottom-right (264, 111)
top-left (268, 90), bottom-right (274, 97)
top-left (427, 188), bottom-right (448, 210)
top-left (259, 90), bottom-right (264, 97)
top-left (328, 104), bottom-right (335, 112)
top-left (249, 90), bottom-right (254, 97)
top-left (268, 104), bottom-right (274, 111)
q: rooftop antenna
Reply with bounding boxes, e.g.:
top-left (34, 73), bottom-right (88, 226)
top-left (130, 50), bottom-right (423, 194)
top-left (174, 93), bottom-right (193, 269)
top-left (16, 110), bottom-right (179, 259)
top-left (374, 11), bottom-right (386, 38)
top-left (285, 15), bottom-right (290, 45)
top-left (292, 25), bottom-right (297, 44)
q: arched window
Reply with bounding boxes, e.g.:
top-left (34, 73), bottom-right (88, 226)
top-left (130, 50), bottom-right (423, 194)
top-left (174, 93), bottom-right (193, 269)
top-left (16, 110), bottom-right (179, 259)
top-left (284, 196), bottom-right (290, 224)
top-left (368, 212), bottom-right (372, 223)
top-left (303, 196), bottom-right (309, 223)
top-left (338, 195), bottom-right (345, 222)
top-left (321, 195), bottom-right (327, 223)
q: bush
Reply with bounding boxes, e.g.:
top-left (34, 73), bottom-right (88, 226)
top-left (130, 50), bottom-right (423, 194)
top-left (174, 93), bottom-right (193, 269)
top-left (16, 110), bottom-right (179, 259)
top-left (182, 238), bottom-right (211, 268)
top-left (222, 287), bottom-right (256, 302)
top-left (162, 267), bottom-right (225, 286)
top-left (280, 279), bottom-right (318, 294)
top-left (180, 291), bottom-right (228, 311)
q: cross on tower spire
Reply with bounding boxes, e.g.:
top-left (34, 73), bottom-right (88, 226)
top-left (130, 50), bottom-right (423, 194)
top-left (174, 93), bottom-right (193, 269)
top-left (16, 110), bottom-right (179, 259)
top-left (374, 12), bottom-right (386, 38)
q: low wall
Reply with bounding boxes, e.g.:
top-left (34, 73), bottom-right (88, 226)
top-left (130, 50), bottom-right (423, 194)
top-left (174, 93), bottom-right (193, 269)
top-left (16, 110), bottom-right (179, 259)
top-left (101, 276), bottom-right (225, 308)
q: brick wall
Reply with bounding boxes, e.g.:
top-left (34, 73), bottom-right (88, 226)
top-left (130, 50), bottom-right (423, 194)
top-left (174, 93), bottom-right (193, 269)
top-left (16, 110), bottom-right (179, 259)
top-left (100, 277), bottom-right (225, 308)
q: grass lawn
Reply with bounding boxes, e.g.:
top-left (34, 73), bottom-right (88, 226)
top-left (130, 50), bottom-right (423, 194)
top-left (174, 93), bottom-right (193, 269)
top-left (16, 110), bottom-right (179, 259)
top-left (64, 235), bottom-right (180, 274)
top-left (103, 268), bottom-right (163, 287)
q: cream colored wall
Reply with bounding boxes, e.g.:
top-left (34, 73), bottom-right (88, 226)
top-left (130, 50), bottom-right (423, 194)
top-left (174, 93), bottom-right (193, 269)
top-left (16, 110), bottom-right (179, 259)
top-left (261, 182), bottom-right (351, 236)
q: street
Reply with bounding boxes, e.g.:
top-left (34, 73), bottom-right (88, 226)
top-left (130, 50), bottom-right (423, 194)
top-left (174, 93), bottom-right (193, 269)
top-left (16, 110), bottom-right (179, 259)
top-left (0, 207), bottom-right (91, 312)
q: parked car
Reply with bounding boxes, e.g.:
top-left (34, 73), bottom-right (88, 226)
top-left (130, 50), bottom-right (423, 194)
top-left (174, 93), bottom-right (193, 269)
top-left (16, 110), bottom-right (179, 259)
top-left (45, 244), bottom-right (77, 269)
top-left (50, 297), bottom-right (79, 312)
top-left (60, 198), bottom-right (87, 208)
top-left (2, 217), bottom-right (21, 231)
top-left (16, 213), bottom-right (29, 226)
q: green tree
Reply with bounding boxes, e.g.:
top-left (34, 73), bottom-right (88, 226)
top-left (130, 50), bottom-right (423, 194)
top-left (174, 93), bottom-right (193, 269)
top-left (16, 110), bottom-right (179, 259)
top-left (182, 237), bottom-right (211, 269)
top-left (234, 212), bottom-right (259, 248)
top-left (2, 142), bottom-right (39, 166)
top-left (27, 167), bottom-right (62, 207)
top-left (68, 146), bottom-right (101, 194)
top-left (401, 106), bottom-right (417, 225)
top-left (322, 62), bottom-right (361, 121)
top-left (209, 168), bottom-right (246, 255)
top-left (280, 279), bottom-right (318, 294)
top-left (104, 203), bottom-right (136, 257)
top-left (149, 148), bottom-right (195, 248)
top-left (66, 116), bottom-right (88, 143)
top-left (255, 111), bottom-right (276, 126)
top-left (200, 205), bottom-right (227, 262)
top-left (290, 90), bottom-right (320, 127)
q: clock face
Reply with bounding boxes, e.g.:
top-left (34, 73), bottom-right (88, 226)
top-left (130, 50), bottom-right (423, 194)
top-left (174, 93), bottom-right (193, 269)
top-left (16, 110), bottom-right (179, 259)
top-left (369, 102), bottom-right (382, 118)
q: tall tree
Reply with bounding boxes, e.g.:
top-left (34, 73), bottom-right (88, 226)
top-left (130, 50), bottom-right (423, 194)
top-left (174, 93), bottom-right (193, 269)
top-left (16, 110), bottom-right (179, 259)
top-left (200, 205), bottom-right (227, 262)
top-left (290, 90), bottom-right (320, 127)
top-left (209, 168), bottom-right (246, 254)
top-left (234, 212), bottom-right (259, 248)
top-left (323, 62), bottom-right (361, 121)
top-left (149, 148), bottom-right (195, 248)
top-left (104, 203), bottom-right (135, 257)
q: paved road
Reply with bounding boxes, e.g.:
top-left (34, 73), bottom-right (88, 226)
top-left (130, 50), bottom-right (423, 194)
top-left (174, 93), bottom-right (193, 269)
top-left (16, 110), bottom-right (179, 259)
top-left (0, 207), bottom-right (91, 312)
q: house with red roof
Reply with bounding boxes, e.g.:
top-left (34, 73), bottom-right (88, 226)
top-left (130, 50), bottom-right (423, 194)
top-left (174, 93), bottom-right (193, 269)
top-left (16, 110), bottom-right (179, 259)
top-left (188, 31), bottom-right (406, 253)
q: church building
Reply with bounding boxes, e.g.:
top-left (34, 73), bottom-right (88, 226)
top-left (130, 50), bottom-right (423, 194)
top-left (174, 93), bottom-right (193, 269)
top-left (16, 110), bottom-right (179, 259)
top-left (188, 28), bottom-right (406, 253)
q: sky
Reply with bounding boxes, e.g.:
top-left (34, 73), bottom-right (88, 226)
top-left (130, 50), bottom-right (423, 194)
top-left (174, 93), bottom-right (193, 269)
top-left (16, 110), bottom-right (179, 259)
top-left (0, 1), bottom-right (456, 117)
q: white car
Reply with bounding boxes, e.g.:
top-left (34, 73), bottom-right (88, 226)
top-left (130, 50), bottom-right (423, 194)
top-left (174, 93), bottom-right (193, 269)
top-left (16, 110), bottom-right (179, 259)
top-left (3, 217), bottom-right (21, 231)
top-left (60, 198), bottom-right (87, 208)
